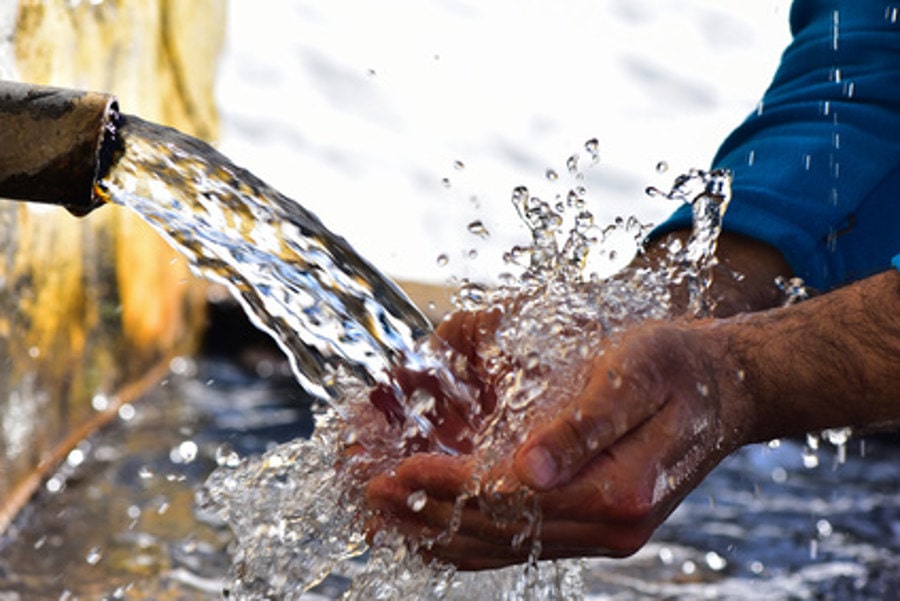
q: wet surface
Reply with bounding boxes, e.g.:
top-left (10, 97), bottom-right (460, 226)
top-left (1, 347), bottom-right (897, 600)
top-left (0, 355), bottom-right (313, 600)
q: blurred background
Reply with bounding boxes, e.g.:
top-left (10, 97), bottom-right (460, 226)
top-left (214, 0), bottom-right (793, 285)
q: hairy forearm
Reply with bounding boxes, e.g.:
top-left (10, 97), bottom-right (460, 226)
top-left (723, 269), bottom-right (900, 442)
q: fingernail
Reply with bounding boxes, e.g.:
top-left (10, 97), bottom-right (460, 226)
top-left (521, 446), bottom-right (558, 489)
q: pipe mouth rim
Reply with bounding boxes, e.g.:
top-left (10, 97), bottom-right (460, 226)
top-left (74, 95), bottom-right (121, 216)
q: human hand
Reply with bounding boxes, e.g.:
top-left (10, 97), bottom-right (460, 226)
top-left (365, 318), bottom-right (754, 569)
top-left (365, 307), bottom-right (507, 456)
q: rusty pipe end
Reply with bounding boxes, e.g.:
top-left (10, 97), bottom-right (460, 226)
top-left (0, 80), bottom-right (123, 216)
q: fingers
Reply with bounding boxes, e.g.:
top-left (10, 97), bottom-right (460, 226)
top-left (512, 361), bottom-right (650, 490)
top-left (364, 453), bottom-right (656, 569)
top-left (513, 325), bottom-right (681, 491)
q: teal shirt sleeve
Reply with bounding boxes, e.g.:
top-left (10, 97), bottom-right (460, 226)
top-left (653, 0), bottom-right (900, 292)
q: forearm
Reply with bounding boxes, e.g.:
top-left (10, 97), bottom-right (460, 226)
top-left (635, 229), bottom-right (793, 317)
top-left (723, 269), bottom-right (900, 443)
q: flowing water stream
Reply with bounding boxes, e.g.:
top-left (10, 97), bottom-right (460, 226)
top-left (1, 115), bottom-right (898, 599)
top-left (98, 116), bottom-right (733, 600)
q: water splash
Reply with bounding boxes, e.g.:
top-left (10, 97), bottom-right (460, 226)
top-left (102, 119), bottom-right (737, 599)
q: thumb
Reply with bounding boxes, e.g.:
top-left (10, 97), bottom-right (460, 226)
top-left (513, 333), bottom-right (670, 491)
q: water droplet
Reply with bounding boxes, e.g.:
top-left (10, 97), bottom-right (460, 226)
top-left (178, 440), bottom-right (199, 463)
top-left (46, 476), bottom-right (64, 494)
top-left (406, 490), bottom-right (427, 512)
top-left (467, 220), bottom-right (490, 239)
top-left (453, 160), bottom-right (465, 171)
top-left (802, 446), bottom-right (820, 469)
top-left (655, 161), bottom-right (668, 173)
top-left (85, 547), bottom-right (103, 566)
top-left (66, 447), bottom-right (86, 468)
top-left (436, 253), bottom-right (449, 267)
top-left (118, 403), bottom-right (135, 421)
top-left (823, 427), bottom-right (850, 446)
top-left (545, 168), bottom-right (559, 181)
top-left (806, 432), bottom-right (820, 450)
top-left (467, 248), bottom-right (478, 260)
top-left (215, 444), bottom-right (242, 467)
top-left (607, 369), bottom-right (622, 389)
top-left (440, 177), bottom-right (451, 189)
top-left (566, 154), bottom-right (579, 174)
top-left (511, 185), bottom-right (529, 206)
top-left (771, 466), bottom-right (788, 483)
top-left (91, 393), bottom-right (110, 412)
top-left (584, 138), bottom-right (600, 161)
top-left (705, 551), bottom-right (727, 571)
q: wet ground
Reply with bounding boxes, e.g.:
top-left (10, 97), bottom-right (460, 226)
top-left (1, 313), bottom-right (898, 600)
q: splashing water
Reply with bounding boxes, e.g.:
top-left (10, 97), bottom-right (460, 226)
top-left (101, 119), bottom-right (733, 599)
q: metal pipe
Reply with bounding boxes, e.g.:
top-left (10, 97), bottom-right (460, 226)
top-left (0, 80), bottom-right (121, 216)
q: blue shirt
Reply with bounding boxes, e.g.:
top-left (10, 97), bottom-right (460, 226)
top-left (655, 0), bottom-right (900, 291)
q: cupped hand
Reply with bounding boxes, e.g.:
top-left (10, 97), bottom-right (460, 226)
top-left (365, 306), bottom-right (508, 455)
top-left (365, 318), bottom-right (754, 570)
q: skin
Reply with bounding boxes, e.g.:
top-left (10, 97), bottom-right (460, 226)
top-left (363, 230), bottom-right (900, 570)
